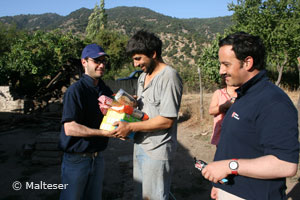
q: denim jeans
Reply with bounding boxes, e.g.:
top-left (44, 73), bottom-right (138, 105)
top-left (133, 144), bottom-right (173, 200)
top-left (59, 152), bottom-right (105, 200)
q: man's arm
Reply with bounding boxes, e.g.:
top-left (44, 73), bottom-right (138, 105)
top-left (202, 155), bottom-right (298, 183)
top-left (64, 121), bottom-right (116, 138)
top-left (111, 116), bottom-right (174, 138)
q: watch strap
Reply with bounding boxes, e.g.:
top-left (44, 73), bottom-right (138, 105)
top-left (230, 158), bottom-right (239, 175)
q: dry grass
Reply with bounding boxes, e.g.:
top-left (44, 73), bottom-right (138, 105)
top-left (285, 90), bottom-right (300, 105)
top-left (179, 92), bottom-right (214, 135)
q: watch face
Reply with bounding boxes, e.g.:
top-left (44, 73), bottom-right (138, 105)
top-left (229, 161), bottom-right (238, 170)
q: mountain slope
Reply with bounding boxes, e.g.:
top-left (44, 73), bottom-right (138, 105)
top-left (0, 6), bottom-right (232, 37)
top-left (0, 6), bottom-right (233, 67)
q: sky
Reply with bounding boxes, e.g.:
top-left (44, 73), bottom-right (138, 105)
top-left (0, 0), bottom-right (235, 19)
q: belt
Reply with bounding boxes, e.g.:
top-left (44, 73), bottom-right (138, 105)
top-left (72, 152), bottom-right (99, 158)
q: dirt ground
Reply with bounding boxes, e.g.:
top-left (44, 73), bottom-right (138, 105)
top-left (0, 92), bottom-right (299, 200)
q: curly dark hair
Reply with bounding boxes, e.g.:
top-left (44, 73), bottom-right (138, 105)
top-left (126, 30), bottom-right (162, 59)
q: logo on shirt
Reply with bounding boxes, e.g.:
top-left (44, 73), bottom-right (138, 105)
top-left (231, 112), bottom-right (240, 120)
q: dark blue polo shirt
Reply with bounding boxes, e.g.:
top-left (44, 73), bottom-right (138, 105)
top-left (213, 70), bottom-right (299, 200)
top-left (59, 74), bottom-right (113, 153)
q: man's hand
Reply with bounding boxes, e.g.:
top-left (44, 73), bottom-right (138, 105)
top-left (201, 160), bottom-right (231, 183)
top-left (112, 121), bottom-right (132, 139)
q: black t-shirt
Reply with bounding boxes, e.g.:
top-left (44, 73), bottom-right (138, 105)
top-left (59, 74), bottom-right (113, 153)
top-left (213, 70), bottom-right (299, 200)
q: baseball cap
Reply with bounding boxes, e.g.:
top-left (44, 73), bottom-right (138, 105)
top-left (81, 44), bottom-right (108, 59)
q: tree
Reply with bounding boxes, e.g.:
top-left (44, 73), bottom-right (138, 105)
top-left (0, 23), bottom-right (26, 85)
top-left (228, 0), bottom-right (300, 86)
top-left (198, 34), bottom-right (225, 88)
top-left (93, 29), bottom-right (131, 80)
top-left (86, 0), bottom-right (107, 39)
top-left (5, 30), bottom-right (84, 96)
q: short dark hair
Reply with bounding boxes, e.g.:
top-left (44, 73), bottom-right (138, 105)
top-left (219, 32), bottom-right (266, 70)
top-left (126, 30), bottom-right (162, 59)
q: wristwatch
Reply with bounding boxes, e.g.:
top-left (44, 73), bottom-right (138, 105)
top-left (229, 159), bottom-right (239, 175)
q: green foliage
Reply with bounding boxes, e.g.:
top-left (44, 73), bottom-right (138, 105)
top-left (176, 63), bottom-right (199, 92)
top-left (0, 23), bottom-right (26, 85)
top-left (85, 0), bottom-right (129, 81)
top-left (60, 8), bottom-right (91, 33)
top-left (86, 0), bottom-right (108, 39)
top-left (198, 34), bottom-right (224, 88)
top-left (181, 44), bottom-right (192, 57)
top-left (3, 30), bottom-right (84, 95)
top-left (0, 23), bottom-right (21, 55)
top-left (228, 0), bottom-right (300, 87)
top-left (0, 6), bottom-right (237, 94)
top-left (92, 29), bottom-right (131, 80)
top-left (197, 0), bottom-right (300, 89)
top-left (0, 7), bottom-right (232, 49)
top-left (0, 7), bottom-right (233, 88)
top-left (100, 0), bottom-right (108, 28)
top-left (167, 48), bottom-right (178, 57)
top-left (0, 13), bottom-right (64, 31)
top-left (114, 64), bottom-right (136, 80)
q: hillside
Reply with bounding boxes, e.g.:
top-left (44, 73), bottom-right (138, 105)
top-left (0, 6), bottom-right (233, 68)
top-left (106, 7), bottom-right (232, 35)
top-left (105, 7), bottom-right (232, 66)
top-left (0, 7), bottom-right (232, 36)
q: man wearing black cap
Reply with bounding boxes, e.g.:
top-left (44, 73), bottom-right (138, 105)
top-left (59, 44), bottom-right (115, 200)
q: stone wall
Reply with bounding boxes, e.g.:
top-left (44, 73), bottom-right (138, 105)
top-left (0, 86), bottom-right (26, 113)
top-left (0, 86), bottom-right (33, 113)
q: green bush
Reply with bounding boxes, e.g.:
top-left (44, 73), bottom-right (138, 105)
top-left (3, 30), bottom-right (84, 96)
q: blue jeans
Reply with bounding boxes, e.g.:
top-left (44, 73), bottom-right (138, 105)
top-left (133, 144), bottom-right (173, 200)
top-left (59, 152), bottom-right (105, 200)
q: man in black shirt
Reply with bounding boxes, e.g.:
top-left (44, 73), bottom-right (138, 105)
top-left (202, 32), bottom-right (299, 200)
top-left (59, 44), bottom-right (115, 200)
